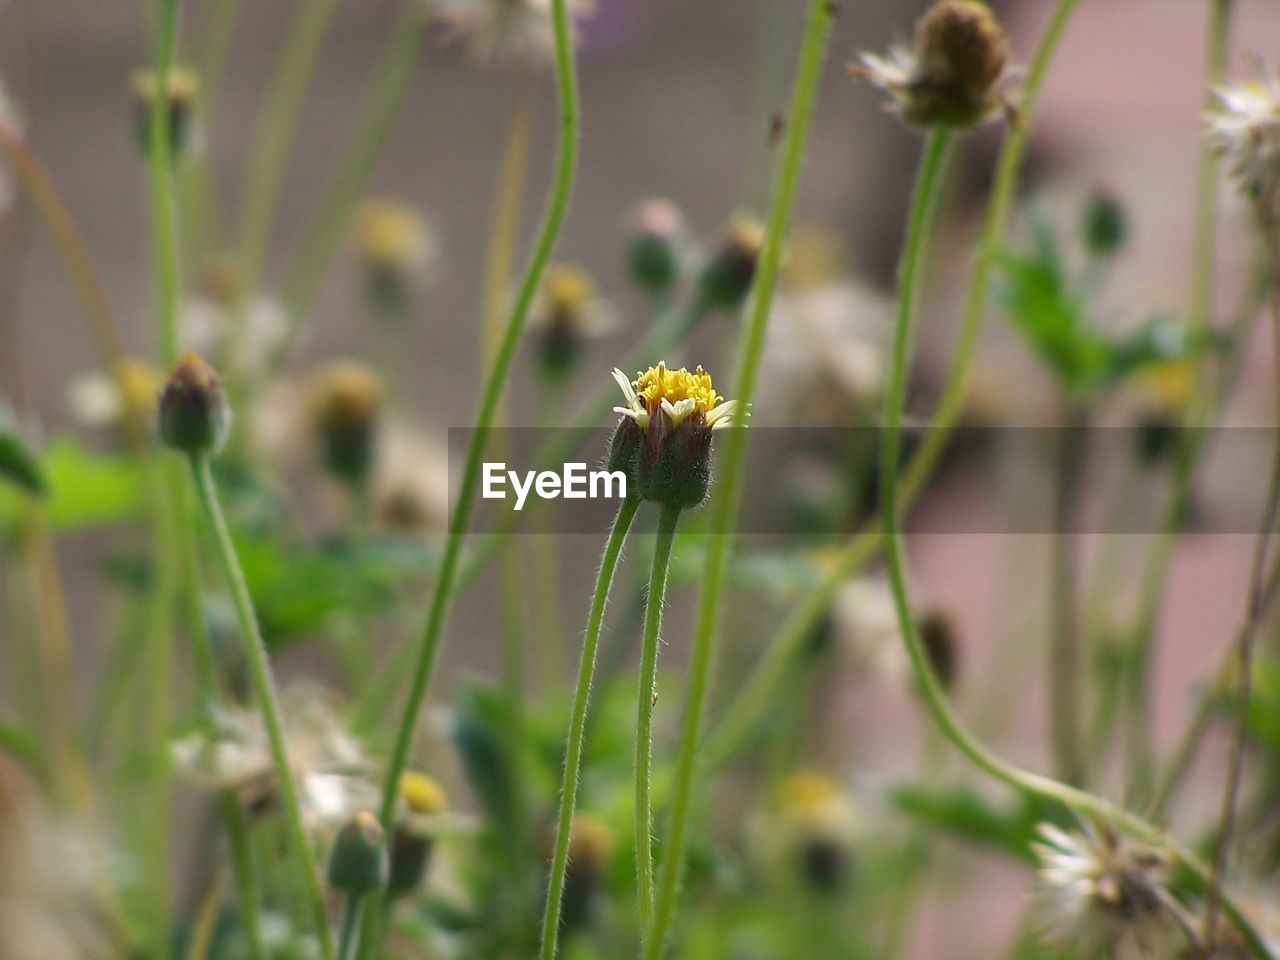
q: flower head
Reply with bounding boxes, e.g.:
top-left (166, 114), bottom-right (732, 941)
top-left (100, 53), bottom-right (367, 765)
top-left (434, 0), bottom-right (595, 68)
top-left (308, 361), bottom-right (383, 488)
top-left (129, 65), bottom-right (200, 155)
top-left (353, 198), bottom-right (437, 320)
top-left (387, 771), bottom-right (448, 898)
top-left (854, 0), bottom-right (1012, 129)
top-left (1031, 822), bottom-right (1178, 956)
top-left (699, 213), bottom-right (766, 311)
top-left (67, 358), bottom-right (163, 432)
top-left (1207, 59), bottom-right (1280, 199)
top-left (611, 362), bottom-right (740, 508)
top-left (172, 685), bottom-right (377, 835)
top-left (530, 264), bottom-right (615, 380)
top-left (158, 351), bottom-right (231, 455)
top-left (752, 772), bottom-right (861, 894)
top-left (626, 198), bottom-right (686, 295)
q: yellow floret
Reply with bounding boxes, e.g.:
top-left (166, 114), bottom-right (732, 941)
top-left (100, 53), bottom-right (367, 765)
top-left (633, 362), bottom-right (723, 415)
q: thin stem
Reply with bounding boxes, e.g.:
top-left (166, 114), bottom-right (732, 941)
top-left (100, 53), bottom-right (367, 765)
top-left (693, 0), bottom-right (1081, 783)
top-left (362, 4), bottom-right (580, 953)
top-left (644, 2), bottom-right (833, 956)
top-left (234, 0), bottom-right (342, 301)
top-left (874, 132), bottom-right (1275, 960)
top-left (1049, 406), bottom-right (1086, 786)
top-left (634, 503), bottom-right (681, 941)
top-left (1205, 201), bottom-right (1280, 950)
top-left (188, 455), bottom-right (336, 960)
top-left (1124, 0), bottom-right (1235, 797)
top-left (274, 3), bottom-right (428, 366)
top-left (337, 895), bottom-right (363, 960)
top-left (149, 0), bottom-right (182, 366)
top-left (221, 793), bottom-right (268, 960)
top-left (539, 497), bottom-right (640, 960)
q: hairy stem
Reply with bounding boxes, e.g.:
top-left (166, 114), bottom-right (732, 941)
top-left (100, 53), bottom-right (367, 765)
top-left (644, 2), bottom-right (833, 955)
top-left (634, 503), bottom-right (681, 941)
top-left (539, 497), bottom-right (640, 960)
top-left (188, 455), bottom-right (336, 960)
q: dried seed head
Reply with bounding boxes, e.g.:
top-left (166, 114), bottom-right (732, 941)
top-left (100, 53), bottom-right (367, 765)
top-left (855, 0), bottom-right (1012, 129)
top-left (159, 352), bottom-right (231, 455)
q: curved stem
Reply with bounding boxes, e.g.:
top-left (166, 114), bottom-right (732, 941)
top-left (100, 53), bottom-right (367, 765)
top-left (644, 2), bottom-right (833, 955)
top-left (539, 497), bottom-right (639, 960)
top-left (1205, 201), bottom-right (1280, 950)
top-left (367, 5), bottom-right (580, 953)
top-left (634, 503), bottom-right (681, 941)
top-left (274, 2), bottom-right (428, 367)
top-left (188, 455), bottom-right (336, 960)
top-left (1125, 0), bottom-right (1235, 797)
top-left (876, 133), bottom-right (1275, 960)
top-left (694, 0), bottom-right (1081, 782)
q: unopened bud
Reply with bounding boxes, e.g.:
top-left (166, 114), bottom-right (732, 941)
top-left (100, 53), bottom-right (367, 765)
top-left (328, 811), bottom-right (388, 897)
top-left (309, 361), bottom-right (382, 488)
top-left (699, 215), bottom-right (765, 312)
top-left (159, 352), bottom-right (231, 455)
top-left (1082, 189), bottom-right (1127, 257)
top-left (626, 199), bottom-right (684, 295)
top-left (388, 772), bottom-right (447, 897)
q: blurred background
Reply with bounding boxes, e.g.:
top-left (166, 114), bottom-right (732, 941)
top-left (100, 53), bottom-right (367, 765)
top-left (2, 0), bottom-right (1280, 955)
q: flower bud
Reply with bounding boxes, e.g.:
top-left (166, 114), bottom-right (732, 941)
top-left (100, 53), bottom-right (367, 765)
top-left (353, 199), bottom-right (434, 323)
top-left (611, 363), bottom-right (740, 509)
top-left (855, 0), bottom-right (1010, 129)
top-left (309, 361), bottom-right (382, 488)
top-left (327, 811), bottom-right (388, 897)
top-left (159, 352), bottom-right (231, 455)
top-left (533, 265), bottom-right (606, 382)
top-left (1082, 189), bottom-right (1127, 257)
top-left (769, 773), bottom-right (859, 895)
top-left (545, 814), bottom-right (612, 931)
top-left (917, 609), bottom-right (959, 691)
top-left (388, 771), bottom-right (447, 898)
top-left (625, 199), bottom-right (684, 295)
top-left (130, 66), bottom-right (199, 157)
top-left (698, 215), bottom-right (765, 312)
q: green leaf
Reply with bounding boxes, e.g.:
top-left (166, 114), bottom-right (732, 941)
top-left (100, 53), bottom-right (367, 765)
top-left (888, 783), bottom-right (1054, 862)
top-left (0, 424), bottom-right (46, 495)
top-left (0, 435), bottom-right (143, 529)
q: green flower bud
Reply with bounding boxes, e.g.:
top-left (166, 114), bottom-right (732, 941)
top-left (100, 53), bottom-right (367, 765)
top-left (130, 66), bottom-right (199, 157)
top-left (625, 199), bottom-right (684, 295)
top-left (388, 772), bottom-right (447, 898)
top-left (611, 363), bottom-right (740, 509)
top-left (698, 215), bottom-right (765, 312)
top-left (1082, 189), bottom-right (1127, 257)
top-left (327, 811), bottom-right (388, 897)
top-left (308, 361), bottom-right (382, 488)
top-left (158, 352), bottom-right (231, 455)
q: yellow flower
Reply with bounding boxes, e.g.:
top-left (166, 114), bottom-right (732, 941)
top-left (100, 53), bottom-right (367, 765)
top-left (353, 198), bottom-right (434, 274)
top-left (612, 362), bottom-right (737, 434)
top-left (610, 362), bottom-right (740, 508)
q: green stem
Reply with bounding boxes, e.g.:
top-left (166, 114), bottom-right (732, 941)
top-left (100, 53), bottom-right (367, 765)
top-left (634, 503), bottom-right (681, 941)
top-left (1124, 0), bottom-right (1235, 797)
top-left (337, 895), bottom-right (363, 960)
top-left (235, 0), bottom-right (342, 300)
top-left (539, 497), bottom-right (640, 960)
top-left (149, 0), bottom-right (182, 366)
top-left (274, 2), bottom-right (428, 367)
top-left (221, 792), bottom-right (268, 960)
top-left (362, 3), bottom-right (580, 953)
top-left (188, 455), bottom-right (336, 960)
top-left (875, 124), bottom-right (1275, 960)
top-left (644, 3), bottom-right (832, 956)
top-left (1049, 405), bottom-right (1086, 786)
top-left (693, 0), bottom-right (1081, 783)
